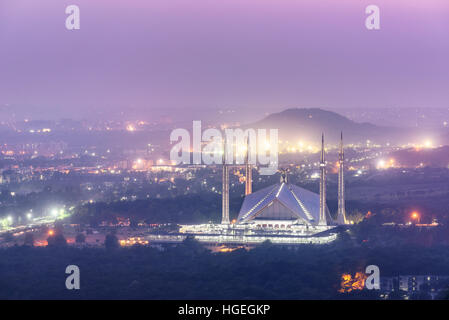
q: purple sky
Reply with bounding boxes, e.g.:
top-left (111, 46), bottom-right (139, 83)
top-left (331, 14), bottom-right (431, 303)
top-left (0, 0), bottom-right (448, 120)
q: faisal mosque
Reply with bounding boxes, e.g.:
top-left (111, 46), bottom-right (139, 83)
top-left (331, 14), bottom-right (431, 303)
top-left (148, 133), bottom-right (348, 245)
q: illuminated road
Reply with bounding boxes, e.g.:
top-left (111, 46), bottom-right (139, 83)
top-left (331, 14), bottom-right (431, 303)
top-left (0, 216), bottom-right (61, 236)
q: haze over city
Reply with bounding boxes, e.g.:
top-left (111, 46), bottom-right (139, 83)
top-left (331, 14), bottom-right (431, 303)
top-left (1, 0), bottom-right (448, 121)
top-left (1, 0), bottom-right (449, 303)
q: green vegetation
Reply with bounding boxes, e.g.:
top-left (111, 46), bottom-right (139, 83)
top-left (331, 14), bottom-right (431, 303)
top-left (70, 193), bottom-right (230, 226)
top-left (1, 237), bottom-right (449, 299)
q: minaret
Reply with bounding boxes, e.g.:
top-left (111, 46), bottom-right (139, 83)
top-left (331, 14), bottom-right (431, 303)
top-left (222, 139), bottom-right (230, 224)
top-left (337, 132), bottom-right (348, 225)
top-left (245, 136), bottom-right (252, 195)
top-left (319, 133), bottom-right (327, 226)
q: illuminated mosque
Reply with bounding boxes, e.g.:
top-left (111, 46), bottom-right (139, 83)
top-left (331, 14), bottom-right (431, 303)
top-left (149, 134), bottom-right (348, 245)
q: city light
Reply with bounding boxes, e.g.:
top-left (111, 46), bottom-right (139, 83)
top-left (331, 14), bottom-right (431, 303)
top-left (310, 172), bottom-right (320, 179)
top-left (377, 159), bottom-right (386, 169)
top-left (377, 158), bottom-right (395, 170)
top-left (424, 140), bottom-right (433, 148)
top-left (411, 211), bottom-right (420, 223)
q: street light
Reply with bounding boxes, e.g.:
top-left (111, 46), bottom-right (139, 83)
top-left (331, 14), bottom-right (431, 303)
top-left (411, 211), bottom-right (420, 224)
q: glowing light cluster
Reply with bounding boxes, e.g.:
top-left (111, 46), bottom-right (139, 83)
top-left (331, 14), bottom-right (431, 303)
top-left (376, 158), bottom-right (395, 170)
top-left (339, 272), bottom-right (367, 293)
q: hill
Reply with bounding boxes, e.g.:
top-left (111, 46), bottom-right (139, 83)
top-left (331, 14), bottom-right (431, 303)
top-left (247, 108), bottom-right (415, 144)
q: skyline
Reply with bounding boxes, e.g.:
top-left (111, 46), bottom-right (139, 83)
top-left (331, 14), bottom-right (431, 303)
top-left (0, 0), bottom-right (448, 120)
top-left (3, 0), bottom-right (449, 303)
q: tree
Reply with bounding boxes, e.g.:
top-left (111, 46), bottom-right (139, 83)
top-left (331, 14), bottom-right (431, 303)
top-left (54, 220), bottom-right (64, 235)
top-left (75, 233), bottom-right (86, 244)
top-left (129, 218), bottom-right (139, 229)
top-left (104, 233), bottom-right (119, 249)
top-left (47, 234), bottom-right (67, 247)
top-left (47, 221), bottom-right (67, 247)
top-left (23, 233), bottom-right (34, 247)
top-left (181, 236), bottom-right (207, 255)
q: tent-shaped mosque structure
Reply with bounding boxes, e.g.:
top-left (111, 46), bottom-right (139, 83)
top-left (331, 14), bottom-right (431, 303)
top-left (237, 180), bottom-right (332, 227)
top-left (148, 133), bottom-right (348, 245)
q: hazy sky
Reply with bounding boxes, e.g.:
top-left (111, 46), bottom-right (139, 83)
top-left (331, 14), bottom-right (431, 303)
top-left (0, 0), bottom-right (448, 120)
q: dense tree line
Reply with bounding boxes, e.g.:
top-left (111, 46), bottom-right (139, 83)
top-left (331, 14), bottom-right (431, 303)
top-left (70, 193), bottom-right (245, 226)
top-left (1, 238), bottom-right (449, 299)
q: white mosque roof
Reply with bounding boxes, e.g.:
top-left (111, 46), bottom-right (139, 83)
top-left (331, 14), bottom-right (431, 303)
top-left (237, 182), bottom-right (333, 226)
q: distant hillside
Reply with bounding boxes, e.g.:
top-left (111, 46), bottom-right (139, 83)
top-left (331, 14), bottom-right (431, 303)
top-left (390, 146), bottom-right (449, 168)
top-left (246, 108), bottom-right (425, 144)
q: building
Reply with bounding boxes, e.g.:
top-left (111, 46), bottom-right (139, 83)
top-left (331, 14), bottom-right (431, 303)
top-left (380, 275), bottom-right (449, 300)
top-left (236, 172), bottom-right (333, 228)
top-left (149, 134), bottom-right (348, 245)
top-left (235, 133), bottom-right (347, 230)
